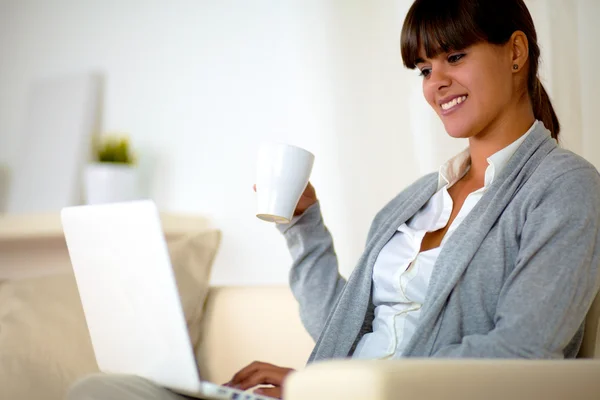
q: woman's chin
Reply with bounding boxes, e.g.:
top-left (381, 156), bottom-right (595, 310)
top-left (442, 120), bottom-right (474, 139)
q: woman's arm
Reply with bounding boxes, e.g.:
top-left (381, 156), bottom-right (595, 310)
top-left (277, 201), bottom-right (346, 341)
top-left (432, 166), bottom-right (600, 358)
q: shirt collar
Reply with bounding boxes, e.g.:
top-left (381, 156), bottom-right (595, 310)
top-left (438, 148), bottom-right (470, 190)
top-left (437, 120), bottom-right (539, 190)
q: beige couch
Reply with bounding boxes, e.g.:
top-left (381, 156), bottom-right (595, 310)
top-left (1, 213), bottom-right (600, 400)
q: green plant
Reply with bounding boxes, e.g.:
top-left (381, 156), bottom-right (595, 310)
top-left (94, 134), bottom-right (135, 165)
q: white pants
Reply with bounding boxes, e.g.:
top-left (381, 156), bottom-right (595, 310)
top-left (67, 374), bottom-right (197, 400)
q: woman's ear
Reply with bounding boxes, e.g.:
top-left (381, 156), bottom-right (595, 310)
top-left (510, 31), bottom-right (529, 72)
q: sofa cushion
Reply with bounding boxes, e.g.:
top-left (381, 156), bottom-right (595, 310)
top-left (0, 230), bottom-right (221, 400)
top-left (197, 286), bottom-right (315, 385)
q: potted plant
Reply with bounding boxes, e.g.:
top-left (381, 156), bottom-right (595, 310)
top-left (83, 134), bottom-right (142, 204)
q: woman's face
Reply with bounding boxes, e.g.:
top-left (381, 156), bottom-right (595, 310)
top-left (417, 41), bottom-right (515, 139)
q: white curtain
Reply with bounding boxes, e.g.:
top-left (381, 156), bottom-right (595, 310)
top-left (526, 0), bottom-right (599, 166)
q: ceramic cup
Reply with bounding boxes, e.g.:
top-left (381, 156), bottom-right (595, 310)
top-left (255, 142), bottom-right (314, 223)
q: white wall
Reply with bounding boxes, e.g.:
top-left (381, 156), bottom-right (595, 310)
top-left (0, 0), bottom-right (596, 284)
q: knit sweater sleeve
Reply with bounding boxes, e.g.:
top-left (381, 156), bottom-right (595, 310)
top-left (276, 202), bottom-right (347, 341)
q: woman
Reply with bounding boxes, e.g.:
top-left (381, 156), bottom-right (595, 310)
top-left (69, 0), bottom-right (600, 399)
top-left (224, 0), bottom-right (600, 397)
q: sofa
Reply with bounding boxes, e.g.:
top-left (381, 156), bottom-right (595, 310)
top-left (1, 212), bottom-right (600, 400)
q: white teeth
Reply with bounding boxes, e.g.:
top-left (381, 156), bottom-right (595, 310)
top-left (441, 95), bottom-right (467, 110)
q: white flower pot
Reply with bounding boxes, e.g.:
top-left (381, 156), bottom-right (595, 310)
top-left (84, 163), bottom-right (142, 204)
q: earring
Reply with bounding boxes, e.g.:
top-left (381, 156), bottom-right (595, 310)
top-left (513, 64), bottom-right (519, 70)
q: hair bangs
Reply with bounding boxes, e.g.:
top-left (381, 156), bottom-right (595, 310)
top-left (401, 0), bottom-right (487, 69)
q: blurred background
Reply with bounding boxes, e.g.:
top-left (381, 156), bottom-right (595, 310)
top-left (0, 0), bottom-right (598, 285)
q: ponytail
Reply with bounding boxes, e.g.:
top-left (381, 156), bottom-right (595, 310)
top-left (531, 77), bottom-right (560, 140)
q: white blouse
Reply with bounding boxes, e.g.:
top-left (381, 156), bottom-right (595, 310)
top-left (352, 121), bottom-right (537, 359)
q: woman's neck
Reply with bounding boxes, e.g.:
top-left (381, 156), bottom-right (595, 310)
top-left (466, 98), bottom-right (535, 184)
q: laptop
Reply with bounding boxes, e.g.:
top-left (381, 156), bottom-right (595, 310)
top-left (61, 199), bottom-right (276, 400)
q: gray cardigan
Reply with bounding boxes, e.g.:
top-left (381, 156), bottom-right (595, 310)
top-left (277, 123), bottom-right (600, 362)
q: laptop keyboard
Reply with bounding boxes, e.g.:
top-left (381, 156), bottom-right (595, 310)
top-left (214, 385), bottom-right (276, 400)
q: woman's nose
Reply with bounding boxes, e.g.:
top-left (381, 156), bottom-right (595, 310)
top-left (428, 68), bottom-right (452, 92)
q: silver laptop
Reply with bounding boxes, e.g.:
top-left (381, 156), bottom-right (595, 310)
top-left (61, 199), bottom-right (276, 400)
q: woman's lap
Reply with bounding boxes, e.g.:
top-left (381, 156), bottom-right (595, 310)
top-left (67, 373), bottom-right (196, 400)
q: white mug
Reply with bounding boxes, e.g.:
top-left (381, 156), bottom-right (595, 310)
top-left (255, 142), bottom-right (315, 223)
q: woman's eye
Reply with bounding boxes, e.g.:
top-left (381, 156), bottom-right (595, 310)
top-left (419, 68), bottom-right (431, 78)
top-left (448, 53), bottom-right (465, 63)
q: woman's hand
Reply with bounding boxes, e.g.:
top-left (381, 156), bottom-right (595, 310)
top-left (224, 361), bottom-right (295, 399)
top-left (292, 181), bottom-right (317, 216)
top-left (253, 181), bottom-right (318, 217)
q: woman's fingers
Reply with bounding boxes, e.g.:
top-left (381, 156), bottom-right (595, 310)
top-left (225, 361), bottom-right (294, 391)
top-left (294, 182), bottom-right (318, 216)
top-left (255, 386), bottom-right (283, 399)
top-left (226, 361), bottom-right (265, 386)
top-left (226, 361), bottom-right (274, 386)
top-left (236, 366), bottom-right (293, 391)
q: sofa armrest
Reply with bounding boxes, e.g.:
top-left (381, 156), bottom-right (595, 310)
top-left (284, 359), bottom-right (600, 400)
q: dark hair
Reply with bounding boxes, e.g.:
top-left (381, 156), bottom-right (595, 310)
top-left (400, 0), bottom-right (560, 139)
